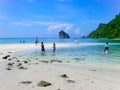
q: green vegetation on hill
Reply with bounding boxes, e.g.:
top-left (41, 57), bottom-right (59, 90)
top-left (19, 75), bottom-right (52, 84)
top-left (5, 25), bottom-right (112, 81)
top-left (87, 13), bottom-right (120, 39)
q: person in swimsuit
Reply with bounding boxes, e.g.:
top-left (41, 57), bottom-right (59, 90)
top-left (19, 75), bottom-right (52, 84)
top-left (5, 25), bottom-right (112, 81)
top-left (41, 42), bottom-right (45, 53)
top-left (104, 42), bottom-right (109, 54)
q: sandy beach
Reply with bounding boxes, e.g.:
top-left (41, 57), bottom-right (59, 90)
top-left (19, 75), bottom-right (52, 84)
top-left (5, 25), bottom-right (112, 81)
top-left (0, 44), bottom-right (120, 90)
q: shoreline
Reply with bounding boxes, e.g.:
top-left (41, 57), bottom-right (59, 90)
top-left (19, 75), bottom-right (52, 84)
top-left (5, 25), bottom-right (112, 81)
top-left (0, 44), bottom-right (120, 90)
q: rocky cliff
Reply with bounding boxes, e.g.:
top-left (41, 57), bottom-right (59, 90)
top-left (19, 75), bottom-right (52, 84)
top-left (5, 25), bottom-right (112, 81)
top-left (59, 30), bottom-right (70, 39)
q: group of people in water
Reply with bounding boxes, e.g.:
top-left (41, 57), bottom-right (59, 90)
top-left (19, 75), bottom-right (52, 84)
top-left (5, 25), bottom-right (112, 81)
top-left (35, 37), bottom-right (109, 54)
top-left (35, 37), bottom-right (56, 54)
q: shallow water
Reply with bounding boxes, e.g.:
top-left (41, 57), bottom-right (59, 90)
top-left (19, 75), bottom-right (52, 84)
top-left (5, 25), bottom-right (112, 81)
top-left (1, 38), bottom-right (120, 68)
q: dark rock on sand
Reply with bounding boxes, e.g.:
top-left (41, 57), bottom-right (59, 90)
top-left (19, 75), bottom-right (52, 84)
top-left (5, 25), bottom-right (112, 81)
top-left (13, 57), bottom-right (17, 59)
top-left (8, 52), bottom-right (12, 53)
top-left (90, 69), bottom-right (96, 71)
top-left (2, 55), bottom-right (10, 59)
top-left (0, 53), bottom-right (3, 55)
top-left (17, 63), bottom-right (22, 67)
top-left (20, 81), bottom-right (32, 84)
top-left (8, 63), bottom-right (14, 66)
top-left (67, 80), bottom-right (75, 84)
top-left (24, 60), bottom-right (28, 64)
top-left (19, 66), bottom-right (27, 70)
top-left (61, 74), bottom-right (68, 78)
top-left (6, 66), bottom-right (12, 70)
top-left (50, 60), bottom-right (62, 63)
top-left (8, 58), bottom-right (12, 61)
top-left (40, 61), bottom-right (49, 63)
top-left (17, 60), bottom-right (20, 62)
top-left (37, 81), bottom-right (52, 87)
top-left (91, 81), bottom-right (94, 83)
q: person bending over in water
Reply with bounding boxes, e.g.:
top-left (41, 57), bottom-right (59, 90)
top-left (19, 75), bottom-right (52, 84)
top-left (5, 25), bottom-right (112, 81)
top-left (41, 42), bottom-right (45, 53)
top-left (104, 42), bottom-right (109, 54)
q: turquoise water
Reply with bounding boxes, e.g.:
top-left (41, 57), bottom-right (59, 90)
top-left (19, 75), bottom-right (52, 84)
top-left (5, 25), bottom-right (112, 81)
top-left (1, 38), bottom-right (120, 68)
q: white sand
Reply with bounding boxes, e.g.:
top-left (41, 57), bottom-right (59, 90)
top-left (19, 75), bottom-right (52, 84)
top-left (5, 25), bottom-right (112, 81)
top-left (0, 44), bottom-right (120, 90)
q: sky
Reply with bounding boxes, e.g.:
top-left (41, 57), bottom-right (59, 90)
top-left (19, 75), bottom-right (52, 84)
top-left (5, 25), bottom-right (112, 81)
top-left (0, 0), bottom-right (120, 38)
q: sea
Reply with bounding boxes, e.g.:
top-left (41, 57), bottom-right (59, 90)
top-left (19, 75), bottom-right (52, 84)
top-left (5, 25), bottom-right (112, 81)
top-left (0, 38), bottom-right (120, 68)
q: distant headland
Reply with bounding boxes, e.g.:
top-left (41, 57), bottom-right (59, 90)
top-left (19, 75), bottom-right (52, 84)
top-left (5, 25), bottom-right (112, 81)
top-left (87, 13), bottom-right (120, 39)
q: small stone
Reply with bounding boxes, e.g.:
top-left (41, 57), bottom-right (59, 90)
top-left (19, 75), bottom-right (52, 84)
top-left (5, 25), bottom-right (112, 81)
top-left (37, 81), bottom-right (52, 87)
top-left (19, 66), bottom-right (27, 70)
top-left (6, 67), bottom-right (12, 70)
top-left (50, 60), bottom-right (62, 63)
top-left (2, 55), bottom-right (10, 59)
top-left (91, 81), bottom-right (94, 83)
top-left (8, 58), bottom-right (12, 60)
top-left (8, 63), bottom-right (13, 66)
top-left (24, 60), bottom-right (28, 64)
top-left (61, 74), bottom-right (68, 78)
top-left (90, 69), bottom-right (96, 71)
top-left (17, 60), bottom-right (20, 62)
top-left (17, 63), bottom-right (22, 67)
top-left (0, 53), bottom-right (3, 55)
top-left (67, 80), bottom-right (75, 84)
top-left (20, 81), bottom-right (32, 84)
top-left (36, 63), bottom-right (39, 64)
top-left (40, 61), bottom-right (49, 63)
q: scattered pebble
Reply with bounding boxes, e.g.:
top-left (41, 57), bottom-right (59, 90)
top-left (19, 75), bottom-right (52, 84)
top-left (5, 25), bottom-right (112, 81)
top-left (40, 61), bottom-right (49, 63)
top-left (61, 74), bottom-right (68, 78)
top-left (91, 81), bottom-right (94, 83)
top-left (6, 66), bottom-right (12, 70)
top-left (17, 63), bottom-right (22, 67)
top-left (50, 60), bottom-right (62, 63)
top-left (2, 55), bottom-right (10, 59)
top-left (24, 60), bottom-right (28, 64)
top-left (17, 60), bottom-right (20, 62)
top-left (20, 81), bottom-right (32, 85)
top-left (67, 79), bottom-right (75, 84)
top-left (19, 66), bottom-right (27, 70)
top-left (37, 81), bottom-right (52, 87)
top-left (90, 69), bottom-right (96, 71)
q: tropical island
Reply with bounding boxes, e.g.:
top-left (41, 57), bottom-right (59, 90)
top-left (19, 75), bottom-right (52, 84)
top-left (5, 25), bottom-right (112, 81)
top-left (59, 30), bottom-right (70, 39)
top-left (87, 13), bottom-right (120, 39)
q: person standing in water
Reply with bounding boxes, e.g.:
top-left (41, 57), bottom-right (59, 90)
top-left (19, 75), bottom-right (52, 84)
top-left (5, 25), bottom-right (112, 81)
top-left (104, 42), bottom-right (109, 54)
top-left (53, 43), bottom-right (56, 53)
top-left (35, 37), bottom-right (39, 46)
top-left (41, 42), bottom-right (45, 53)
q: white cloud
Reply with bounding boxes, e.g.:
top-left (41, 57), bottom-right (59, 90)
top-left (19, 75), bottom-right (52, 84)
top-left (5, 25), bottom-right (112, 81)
top-left (47, 23), bottom-right (73, 34)
top-left (10, 21), bottom-right (53, 27)
top-left (74, 28), bottom-right (80, 35)
top-left (10, 22), bottom-right (32, 27)
top-left (32, 21), bottom-right (53, 26)
top-left (9, 21), bottom-right (73, 34)
top-left (65, 25), bottom-right (72, 32)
